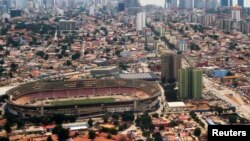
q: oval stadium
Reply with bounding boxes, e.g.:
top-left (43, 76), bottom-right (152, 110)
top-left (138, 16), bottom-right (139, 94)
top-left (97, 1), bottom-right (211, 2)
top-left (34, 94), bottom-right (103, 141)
top-left (6, 79), bottom-right (161, 117)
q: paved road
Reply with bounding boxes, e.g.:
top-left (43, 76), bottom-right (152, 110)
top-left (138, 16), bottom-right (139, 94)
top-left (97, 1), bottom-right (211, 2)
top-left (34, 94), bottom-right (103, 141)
top-left (154, 83), bottom-right (166, 115)
top-left (120, 125), bottom-right (137, 135)
top-left (183, 57), bottom-right (250, 120)
top-left (203, 77), bottom-right (250, 120)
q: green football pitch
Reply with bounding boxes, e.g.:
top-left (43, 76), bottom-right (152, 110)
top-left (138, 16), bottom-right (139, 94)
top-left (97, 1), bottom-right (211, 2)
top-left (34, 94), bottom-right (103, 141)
top-left (50, 97), bottom-right (115, 106)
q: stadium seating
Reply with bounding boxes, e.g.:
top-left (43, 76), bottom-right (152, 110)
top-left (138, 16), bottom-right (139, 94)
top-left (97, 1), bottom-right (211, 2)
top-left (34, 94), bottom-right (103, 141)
top-left (9, 79), bottom-right (161, 105)
top-left (40, 91), bottom-right (54, 99)
top-left (55, 90), bottom-right (68, 98)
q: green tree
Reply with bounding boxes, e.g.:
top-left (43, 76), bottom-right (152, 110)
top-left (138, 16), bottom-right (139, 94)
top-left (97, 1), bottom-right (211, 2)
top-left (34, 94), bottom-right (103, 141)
top-left (154, 36), bottom-right (159, 40)
top-left (228, 115), bottom-right (237, 124)
top-left (168, 120), bottom-right (181, 127)
top-left (88, 118), bottom-right (93, 127)
top-left (0, 59), bottom-right (4, 64)
top-left (52, 125), bottom-right (69, 141)
top-left (161, 77), bottom-right (166, 84)
top-left (44, 54), bottom-right (49, 60)
top-left (229, 41), bottom-right (237, 50)
top-left (153, 132), bottom-right (163, 141)
top-left (152, 113), bottom-right (159, 118)
top-left (71, 52), bottom-right (81, 60)
top-left (215, 107), bottom-right (223, 116)
top-left (135, 113), bottom-right (154, 131)
top-left (10, 63), bottom-right (18, 72)
top-left (52, 125), bottom-right (62, 134)
top-left (36, 51), bottom-right (45, 58)
top-left (193, 127), bottom-right (201, 137)
top-left (112, 113), bottom-right (119, 120)
top-left (115, 50), bottom-right (121, 57)
top-left (4, 122), bottom-right (11, 133)
top-left (0, 137), bottom-right (9, 141)
top-left (240, 118), bottom-right (247, 124)
top-left (159, 125), bottom-right (164, 130)
top-left (57, 128), bottom-right (69, 141)
top-left (190, 43), bottom-right (200, 51)
top-left (113, 120), bottom-right (119, 126)
top-left (47, 135), bottom-right (53, 141)
top-left (108, 128), bottom-right (118, 135)
top-left (226, 71), bottom-right (234, 76)
top-left (167, 78), bottom-right (176, 83)
top-left (67, 115), bottom-right (76, 122)
top-left (57, 54), bottom-right (63, 59)
top-left (0, 66), bottom-right (5, 77)
top-left (52, 114), bottom-right (65, 124)
top-left (100, 127), bottom-right (109, 133)
top-left (88, 130), bottom-right (96, 139)
top-left (103, 116), bottom-right (108, 123)
top-left (119, 62), bottom-right (128, 70)
top-left (17, 120), bottom-right (25, 129)
top-left (42, 117), bottom-right (52, 125)
top-left (118, 123), bottom-right (128, 131)
top-left (178, 28), bottom-right (184, 34)
top-left (190, 111), bottom-right (198, 119)
top-left (177, 51), bottom-right (182, 55)
top-left (143, 130), bottom-right (151, 137)
top-left (121, 111), bottom-right (134, 122)
top-left (107, 134), bottom-right (112, 139)
top-left (65, 60), bottom-right (72, 66)
top-left (164, 85), bottom-right (177, 102)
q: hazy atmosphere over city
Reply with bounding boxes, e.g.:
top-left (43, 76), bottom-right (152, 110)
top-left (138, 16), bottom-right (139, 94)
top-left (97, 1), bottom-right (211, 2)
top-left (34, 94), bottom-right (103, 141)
top-left (0, 0), bottom-right (249, 141)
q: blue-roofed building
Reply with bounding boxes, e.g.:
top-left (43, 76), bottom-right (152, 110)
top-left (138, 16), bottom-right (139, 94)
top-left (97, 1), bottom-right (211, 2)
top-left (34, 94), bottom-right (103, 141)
top-left (206, 118), bottom-right (216, 125)
top-left (177, 40), bottom-right (187, 51)
top-left (212, 69), bottom-right (228, 78)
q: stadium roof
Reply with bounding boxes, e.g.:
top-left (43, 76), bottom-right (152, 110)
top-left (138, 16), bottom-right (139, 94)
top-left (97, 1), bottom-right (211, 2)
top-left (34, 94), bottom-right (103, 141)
top-left (167, 102), bottom-right (186, 108)
top-left (206, 118), bottom-right (216, 125)
top-left (0, 86), bottom-right (16, 96)
top-left (70, 126), bottom-right (88, 131)
top-left (91, 66), bottom-right (118, 71)
top-left (117, 72), bottom-right (157, 80)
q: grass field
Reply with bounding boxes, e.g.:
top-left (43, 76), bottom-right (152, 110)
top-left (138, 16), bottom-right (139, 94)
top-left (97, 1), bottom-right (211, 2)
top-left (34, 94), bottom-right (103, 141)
top-left (50, 97), bottom-right (115, 106)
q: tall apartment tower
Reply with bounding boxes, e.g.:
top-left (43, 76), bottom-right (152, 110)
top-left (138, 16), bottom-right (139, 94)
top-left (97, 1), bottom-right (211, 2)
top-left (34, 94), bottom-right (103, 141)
top-left (220, 0), bottom-right (233, 7)
top-left (11, 0), bottom-right (28, 9)
top-left (161, 52), bottom-right (182, 82)
top-left (178, 68), bottom-right (203, 99)
top-left (165, 0), bottom-right (171, 9)
top-left (59, 20), bottom-right (78, 31)
top-left (136, 12), bottom-right (146, 31)
top-left (231, 5), bottom-right (242, 22)
top-left (194, 0), bottom-right (205, 8)
top-left (238, 0), bottom-right (244, 7)
top-left (186, 0), bottom-right (194, 9)
top-left (124, 0), bottom-right (140, 8)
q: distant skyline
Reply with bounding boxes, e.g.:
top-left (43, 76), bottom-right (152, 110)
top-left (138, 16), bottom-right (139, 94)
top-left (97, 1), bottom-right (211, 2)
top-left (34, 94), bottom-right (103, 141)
top-left (139, 0), bottom-right (164, 7)
top-left (139, 0), bottom-right (250, 7)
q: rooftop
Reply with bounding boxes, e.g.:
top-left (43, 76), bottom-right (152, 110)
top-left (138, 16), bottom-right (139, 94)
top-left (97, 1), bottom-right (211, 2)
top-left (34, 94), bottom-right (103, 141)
top-left (167, 102), bottom-right (186, 108)
top-left (117, 72), bottom-right (157, 80)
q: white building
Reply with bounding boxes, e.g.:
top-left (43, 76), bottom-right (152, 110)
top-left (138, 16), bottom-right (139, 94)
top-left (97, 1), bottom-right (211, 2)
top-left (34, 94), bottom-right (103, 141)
top-left (136, 12), bottom-right (146, 31)
top-left (166, 102), bottom-right (188, 112)
top-left (89, 5), bottom-right (95, 16)
top-left (231, 6), bottom-right (242, 22)
top-left (177, 40), bottom-right (187, 52)
top-left (185, 0), bottom-right (194, 9)
top-left (11, 0), bottom-right (28, 9)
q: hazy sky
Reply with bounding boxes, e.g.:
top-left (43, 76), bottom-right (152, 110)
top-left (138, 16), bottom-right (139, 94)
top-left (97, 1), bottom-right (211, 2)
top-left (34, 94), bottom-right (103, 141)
top-left (139, 0), bottom-right (165, 7)
top-left (139, 0), bottom-right (250, 7)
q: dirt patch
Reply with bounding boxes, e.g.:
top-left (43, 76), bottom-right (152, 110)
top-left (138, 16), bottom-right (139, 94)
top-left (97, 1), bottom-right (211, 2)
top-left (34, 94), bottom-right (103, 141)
top-left (224, 94), bottom-right (241, 105)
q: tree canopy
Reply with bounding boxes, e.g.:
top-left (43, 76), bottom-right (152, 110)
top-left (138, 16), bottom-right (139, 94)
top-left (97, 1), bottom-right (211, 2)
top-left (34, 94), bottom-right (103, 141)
top-left (193, 127), bottom-right (201, 137)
